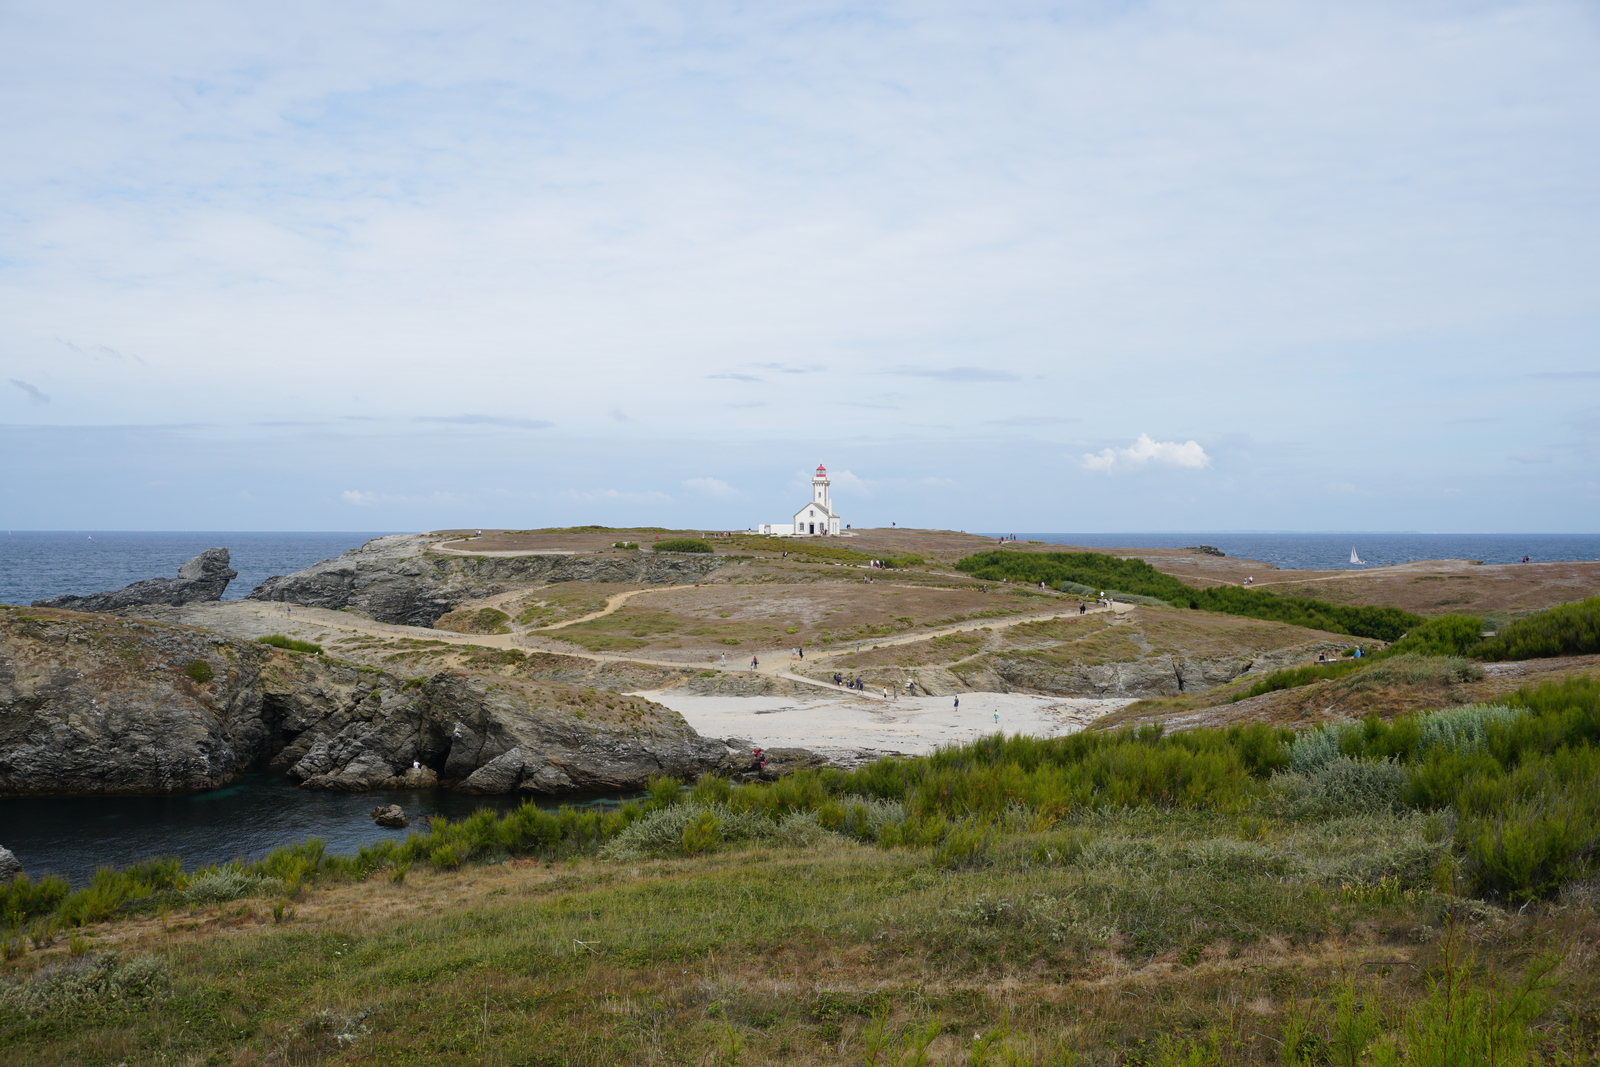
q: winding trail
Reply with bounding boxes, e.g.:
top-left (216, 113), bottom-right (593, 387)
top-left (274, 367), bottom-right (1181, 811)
top-left (226, 588), bottom-right (1134, 702)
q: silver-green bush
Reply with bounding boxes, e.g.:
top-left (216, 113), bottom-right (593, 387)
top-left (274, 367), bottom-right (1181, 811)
top-left (0, 953), bottom-right (170, 1013)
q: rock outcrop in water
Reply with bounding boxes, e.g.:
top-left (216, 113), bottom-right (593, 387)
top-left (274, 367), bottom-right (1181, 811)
top-left (0, 846), bottom-right (23, 882)
top-left (246, 534), bottom-right (728, 627)
top-left (32, 548), bottom-right (237, 612)
top-left (0, 606), bottom-right (733, 795)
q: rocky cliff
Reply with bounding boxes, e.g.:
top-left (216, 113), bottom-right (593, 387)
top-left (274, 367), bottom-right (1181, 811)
top-left (247, 534), bottom-right (728, 626)
top-left (32, 548), bottom-right (237, 611)
top-left (0, 606), bottom-right (732, 795)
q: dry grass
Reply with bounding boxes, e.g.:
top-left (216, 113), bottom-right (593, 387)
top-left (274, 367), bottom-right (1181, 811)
top-left (4, 808), bottom-right (1594, 1066)
top-left (540, 583), bottom-right (1057, 655)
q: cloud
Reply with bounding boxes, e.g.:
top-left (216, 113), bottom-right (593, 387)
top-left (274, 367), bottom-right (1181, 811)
top-left (609, 408), bottom-right (630, 422)
top-left (682, 477), bottom-right (738, 499)
top-left (885, 367), bottom-right (1020, 383)
top-left (55, 337), bottom-right (144, 365)
top-left (1082, 434), bottom-right (1212, 473)
top-left (708, 373), bottom-right (763, 383)
top-left (342, 489), bottom-right (380, 506)
top-left (9, 380), bottom-right (50, 403)
top-left (413, 415), bottom-right (553, 429)
top-left (825, 469), bottom-right (874, 496)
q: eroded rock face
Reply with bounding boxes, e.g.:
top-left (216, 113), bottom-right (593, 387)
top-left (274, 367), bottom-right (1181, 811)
top-left (0, 608), bottom-right (270, 794)
top-left (0, 607), bottom-right (734, 796)
top-left (950, 644), bottom-right (1343, 698)
top-left (247, 534), bottom-right (728, 626)
top-left (32, 548), bottom-right (238, 612)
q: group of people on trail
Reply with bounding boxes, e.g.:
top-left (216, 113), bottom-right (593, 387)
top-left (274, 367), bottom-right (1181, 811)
top-left (789, 647), bottom-right (805, 660)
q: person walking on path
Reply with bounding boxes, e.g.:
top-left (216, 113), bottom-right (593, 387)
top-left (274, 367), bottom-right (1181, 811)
top-left (720, 653), bottom-right (727, 668)
top-left (750, 655), bottom-right (759, 669)
top-left (953, 696), bottom-right (960, 710)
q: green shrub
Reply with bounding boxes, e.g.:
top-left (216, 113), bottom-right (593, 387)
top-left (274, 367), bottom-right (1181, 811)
top-left (612, 541), bottom-right (639, 550)
top-left (183, 659), bottom-right (214, 683)
top-left (1475, 595), bottom-right (1600, 660)
top-left (681, 811), bottom-right (722, 856)
top-left (1235, 659), bottom-right (1365, 701)
top-left (258, 634), bottom-right (323, 654)
top-left (955, 551), bottom-right (1421, 640)
top-left (1386, 613), bottom-right (1484, 657)
top-left (653, 538), bottom-right (714, 553)
top-left (0, 873), bottom-right (70, 925)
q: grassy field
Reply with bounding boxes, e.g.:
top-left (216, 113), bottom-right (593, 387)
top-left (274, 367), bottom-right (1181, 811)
top-left (1, 810), bottom-right (1592, 1066)
top-left (541, 583), bottom-right (1058, 655)
top-left (6, 680), bottom-right (1600, 1065)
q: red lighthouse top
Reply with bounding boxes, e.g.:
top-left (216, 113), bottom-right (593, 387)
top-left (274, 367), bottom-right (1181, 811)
top-left (815, 464), bottom-right (827, 475)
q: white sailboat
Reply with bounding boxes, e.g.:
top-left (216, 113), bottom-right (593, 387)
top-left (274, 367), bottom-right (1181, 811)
top-left (1350, 546), bottom-right (1365, 565)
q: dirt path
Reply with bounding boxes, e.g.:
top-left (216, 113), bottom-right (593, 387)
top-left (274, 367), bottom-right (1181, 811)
top-left (215, 593), bottom-right (1135, 703)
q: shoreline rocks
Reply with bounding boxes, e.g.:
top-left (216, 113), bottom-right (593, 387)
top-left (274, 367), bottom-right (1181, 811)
top-left (371, 804), bottom-right (409, 828)
top-left (0, 606), bottom-right (737, 797)
top-left (32, 548), bottom-right (238, 612)
top-left (0, 845), bottom-right (22, 882)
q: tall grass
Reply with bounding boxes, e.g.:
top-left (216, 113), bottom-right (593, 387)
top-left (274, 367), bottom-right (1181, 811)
top-left (955, 550), bottom-right (1421, 640)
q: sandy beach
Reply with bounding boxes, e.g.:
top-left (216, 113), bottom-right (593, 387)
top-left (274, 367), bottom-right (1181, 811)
top-left (629, 688), bottom-right (1135, 763)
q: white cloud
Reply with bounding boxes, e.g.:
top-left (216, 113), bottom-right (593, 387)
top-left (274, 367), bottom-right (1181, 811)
top-left (682, 477), bottom-right (737, 499)
top-left (826, 469), bottom-right (874, 496)
top-left (342, 489), bottom-right (379, 507)
top-left (1082, 434), bottom-right (1212, 473)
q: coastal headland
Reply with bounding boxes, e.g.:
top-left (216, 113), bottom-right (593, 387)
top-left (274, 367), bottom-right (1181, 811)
top-left (5, 526), bottom-right (1598, 796)
top-left (4, 527), bottom-right (1600, 1066)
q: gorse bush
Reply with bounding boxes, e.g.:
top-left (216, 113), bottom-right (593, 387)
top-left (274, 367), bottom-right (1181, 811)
top-left (955, 551), bottom-right (1421, 640)
top-left (1475, 596), bottom-right (1600, 661)
top-left (652, 538), bottom-right (714, 553)
top-left (258, 634), bottom-right (323, 654)
top-left (1386, 613), bottom-right (1486, 657)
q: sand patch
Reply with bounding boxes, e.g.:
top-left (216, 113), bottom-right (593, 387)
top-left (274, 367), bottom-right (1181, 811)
top-left (630, 688), bottom-right (1133, 762)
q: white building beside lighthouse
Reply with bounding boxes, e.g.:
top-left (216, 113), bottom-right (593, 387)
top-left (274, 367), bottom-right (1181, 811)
top-left (757, 464), bottom-right (842, 536)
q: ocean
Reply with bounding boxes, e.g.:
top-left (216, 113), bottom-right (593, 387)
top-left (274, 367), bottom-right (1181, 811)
top-left (1002, 533), bottom-right (1600, 571)
top-left (0, 530), bottom-right (396, 606)
top-left (7, 530), bottom-right (1598, 609)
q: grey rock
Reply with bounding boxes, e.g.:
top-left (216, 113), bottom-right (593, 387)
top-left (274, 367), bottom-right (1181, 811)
top-left (1, 607), bottom-right (729, 796)
top-left (1184, 545), bottom-right (1227, 557)
top-left (32, 548), bottom-right (237, 611)
top-left (246, 534), bottom-right (727, 626)
top-left (371, 804), bottom-right (409, 828)
top-left (0, 845), bottom-right (22, 882)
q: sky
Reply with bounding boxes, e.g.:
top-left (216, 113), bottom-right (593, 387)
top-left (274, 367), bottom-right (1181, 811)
top-left (2, 0), bottom-right (1597, 533)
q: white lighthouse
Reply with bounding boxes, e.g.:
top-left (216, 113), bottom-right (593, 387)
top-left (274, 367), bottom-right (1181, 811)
top-left (757, 464), bottom-right (843, 536)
